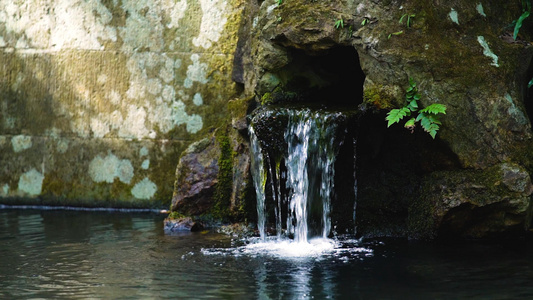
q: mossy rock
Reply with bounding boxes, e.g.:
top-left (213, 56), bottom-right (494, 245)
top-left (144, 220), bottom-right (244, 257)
top-left (410, 162), bottom-right (533, 239)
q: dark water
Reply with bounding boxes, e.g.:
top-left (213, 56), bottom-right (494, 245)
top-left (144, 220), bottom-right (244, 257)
top-left (1, 209), bottom-right (533, 299)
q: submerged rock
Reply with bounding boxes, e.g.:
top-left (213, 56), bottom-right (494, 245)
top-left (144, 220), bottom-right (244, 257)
top-left (164, 217), bottom-right (204, 232)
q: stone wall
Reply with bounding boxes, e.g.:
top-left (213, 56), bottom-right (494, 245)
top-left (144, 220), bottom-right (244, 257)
top-left (0, 0), bottom-right (247, 207)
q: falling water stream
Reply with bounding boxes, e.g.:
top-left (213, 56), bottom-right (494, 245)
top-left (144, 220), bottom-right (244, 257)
top-left (245, 108), bottom-right (355, 256)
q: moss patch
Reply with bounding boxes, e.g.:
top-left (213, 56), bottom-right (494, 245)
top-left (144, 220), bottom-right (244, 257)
top-left (211, 128), bottom-right (235, 220)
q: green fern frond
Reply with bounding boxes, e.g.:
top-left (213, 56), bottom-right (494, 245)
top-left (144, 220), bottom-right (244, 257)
top-left (386, 107), bottom-right (410, 127)
top-left (420, 103), bottom-right (447, 115)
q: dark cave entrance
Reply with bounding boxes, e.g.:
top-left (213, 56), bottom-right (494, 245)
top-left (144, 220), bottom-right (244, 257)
top-left (276, 46), bottom-right (366, 107)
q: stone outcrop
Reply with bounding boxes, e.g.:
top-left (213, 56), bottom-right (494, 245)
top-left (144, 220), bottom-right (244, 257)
top-left (240, 0), bottom-right (533, 239)
top-left (171, 138), bottom-right (220, 216)
top-left (411, 163), bottom-right (533, 239)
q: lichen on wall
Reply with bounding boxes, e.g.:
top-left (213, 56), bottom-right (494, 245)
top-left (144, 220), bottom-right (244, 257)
top-left (18, 169), bottom-right (44, 197)
top-left (0, 0), bottom-right (247, 207)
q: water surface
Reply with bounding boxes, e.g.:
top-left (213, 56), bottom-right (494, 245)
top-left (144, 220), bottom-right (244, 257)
top-left (1, 209), bottom-right (532, 299)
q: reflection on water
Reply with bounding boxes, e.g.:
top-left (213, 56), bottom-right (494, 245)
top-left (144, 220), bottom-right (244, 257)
top-left (1, 209), bottom-right (533, 299)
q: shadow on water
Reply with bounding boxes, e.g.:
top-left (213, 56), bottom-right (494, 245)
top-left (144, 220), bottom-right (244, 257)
top-left (1, 209), bottom-right (533, 299)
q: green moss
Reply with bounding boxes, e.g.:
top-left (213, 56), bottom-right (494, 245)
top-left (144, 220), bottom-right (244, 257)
top-left (261, 92), bottom-right (273, 105)
top-left (168, 211), bottom-right (186, 220)
top-left (363, 86), bottom-right (398, 110)
top-left (211, 128), bottom-right (235, 220)
top-left (228, 96), bottom-right (254, 119)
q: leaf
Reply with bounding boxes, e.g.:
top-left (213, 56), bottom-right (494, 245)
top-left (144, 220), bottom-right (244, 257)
top-left (428, 115), bottom-right (442, 125)
top-left (528, 77), bottom-right (533, 89)
top-left (407, 100), bottom-right (418, 111)
top-left (513, 10), bottom-right (530, 40)
top-left (361, 18), bottom-right (367, 26)
top-left (399, 14), bottom-right (407, 24)
top-left (419, 114), bottom-right (432, 131)
top-left (386, 107), bottom-right (410, 127)
top-left (426, 124), bottom-right (439, 139)
top-left (404, 118), bottom-right (416, 129)
top-left (335, 18), bottom-right (344, 29)
top-left (428, 123), bottom-right (440, 132)
top-left (420, 103), bottom-right (447, 115)
top-left (389, 31), bottom-right (403, 37)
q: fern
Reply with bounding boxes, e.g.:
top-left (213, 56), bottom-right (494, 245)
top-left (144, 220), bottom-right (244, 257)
top-left (385, 79), bottom-right (447, 139)
top-left (386, 107), bottom-right (411, 127)
top-left (419, 103), bottom-right (447, 115)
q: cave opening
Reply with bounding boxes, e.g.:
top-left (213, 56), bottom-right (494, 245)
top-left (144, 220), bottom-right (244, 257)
top-left (278, 46), bottom-right (365, 107)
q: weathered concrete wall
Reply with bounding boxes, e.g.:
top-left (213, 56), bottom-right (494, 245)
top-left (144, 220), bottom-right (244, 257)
top-left (0, 0), bottom-right (246, 207)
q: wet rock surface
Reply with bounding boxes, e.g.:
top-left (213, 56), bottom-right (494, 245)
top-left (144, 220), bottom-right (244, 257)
top-left (171, 138), bottom-right (220, 216)
top-left (164, 217), bottom-right (204, 233)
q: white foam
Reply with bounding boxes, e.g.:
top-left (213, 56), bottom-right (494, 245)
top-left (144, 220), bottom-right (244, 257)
top-left (202, 236), bottom-right (373, 261)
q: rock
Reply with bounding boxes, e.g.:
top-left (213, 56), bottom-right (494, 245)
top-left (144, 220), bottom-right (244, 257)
top-left (410, 163), bottom-right (533, 239)
top-left (171, 138), bottom-right (220, 216)
top-left (244, 0), bottom-right (533, 239)
top-left (217, 222), bottom-right (255, 237)
top-left (164, 217), bottom-right (204, 233)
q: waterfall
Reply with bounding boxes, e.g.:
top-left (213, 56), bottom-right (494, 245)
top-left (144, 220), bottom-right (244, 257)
top-left (249, 127), bottom-right (267, 241)
top-left (250, 108), bottom-right (350, 243)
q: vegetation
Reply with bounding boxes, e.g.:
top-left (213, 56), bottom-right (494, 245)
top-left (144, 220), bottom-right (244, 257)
top-left (212, 131), bottom-right (234, 220)
top-left (387, 31), bottom-right (403, 39)
top-left (386, 79), bottom-right (447, 139)
top-left (387, 13), bottom-right (415, 39)
top-left (514, 0), bottom-right (531, 40)
top-left (335, 18), bottom-right (344, 29)
top-left (399, 13), bottom-right (415, 28)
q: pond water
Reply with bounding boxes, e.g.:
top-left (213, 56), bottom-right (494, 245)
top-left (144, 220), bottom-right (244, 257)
top-left (1, 209), bottom-right (533, 299)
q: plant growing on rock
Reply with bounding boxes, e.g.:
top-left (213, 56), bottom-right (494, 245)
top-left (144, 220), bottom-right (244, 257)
top-left (513, 0), bottom-right (531, 40)
top-left (386, 78), bottom-right (447, 139)
top-left (399, 13), bottom-right (415, 28)
top-left (335, 18), bottom-right (344, 29)
top-left (388, 13), bottom-right (414, 39)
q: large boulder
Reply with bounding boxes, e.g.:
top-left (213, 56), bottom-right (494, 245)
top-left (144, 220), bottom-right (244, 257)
top-left (171, 138), bottom-right (220, 216)
top-left (410, 163), bottom-right (533, 239)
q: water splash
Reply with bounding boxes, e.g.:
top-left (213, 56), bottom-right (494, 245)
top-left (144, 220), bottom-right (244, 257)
top-left (201, 236), bottom-right (373, 260)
